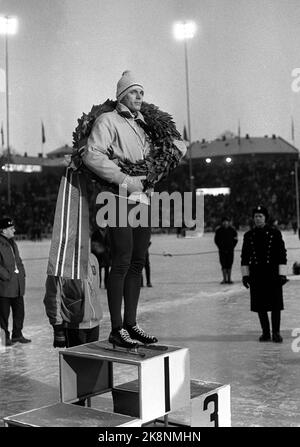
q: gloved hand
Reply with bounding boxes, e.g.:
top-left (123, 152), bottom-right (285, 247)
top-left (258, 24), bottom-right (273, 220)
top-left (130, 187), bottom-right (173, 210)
top-left (242, 276), bottom-right (250, 289)
top-left (53, 324), bottom-right (66, 348)
top-left (120, 175), bottom-right (146, 194)
top-left (279, 275), bottom-right (289, 286)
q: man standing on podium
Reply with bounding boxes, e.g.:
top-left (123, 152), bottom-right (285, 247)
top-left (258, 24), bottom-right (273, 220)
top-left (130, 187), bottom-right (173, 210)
top-left (81, 71), bottom-right (186, 350)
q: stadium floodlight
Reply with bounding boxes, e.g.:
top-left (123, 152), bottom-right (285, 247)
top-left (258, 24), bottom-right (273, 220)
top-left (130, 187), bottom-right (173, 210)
top-left (0, 16), bottom-right (18, 207)
top-left (226, 157), bottom-right (232, 163)
top-left (173, 21), bottom-right (197, 193)
top-left (0, 17), bottom-right (18, 35)
top-left (173, 22), bottom-right (197, 40)
top-left (205, 158), bottom-right (211, 164)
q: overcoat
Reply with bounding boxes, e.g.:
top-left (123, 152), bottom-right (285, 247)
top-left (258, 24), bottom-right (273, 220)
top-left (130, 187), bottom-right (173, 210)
top-left (214, 225), bottom-right (238, 268)
top-left (0, 234), bottom-right (26, 297)
top-left (241, 225), bottom-right (287, 312)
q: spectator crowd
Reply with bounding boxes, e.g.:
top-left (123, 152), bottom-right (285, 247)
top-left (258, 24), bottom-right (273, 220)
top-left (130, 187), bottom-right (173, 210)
top-left (0, 155), bottom-right (297, 238)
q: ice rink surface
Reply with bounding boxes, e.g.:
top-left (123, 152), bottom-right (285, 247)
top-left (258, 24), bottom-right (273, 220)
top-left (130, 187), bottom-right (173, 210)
top-left (1, 231), bottom-right (300, 427)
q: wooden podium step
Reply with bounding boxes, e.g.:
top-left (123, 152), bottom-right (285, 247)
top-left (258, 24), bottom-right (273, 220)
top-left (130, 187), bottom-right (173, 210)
top-left (3, 339), bottom-right (231, 427)
top-left (59, 340), bottom-right (190, 424)
top-left (156, 379), bottom-right (231, 427)
top-left (3, 402), bottom-right (141, 427)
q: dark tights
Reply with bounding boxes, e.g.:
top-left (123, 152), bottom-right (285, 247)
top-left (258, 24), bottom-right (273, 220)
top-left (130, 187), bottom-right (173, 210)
top-left (107, 224), bottom-right (151, 330)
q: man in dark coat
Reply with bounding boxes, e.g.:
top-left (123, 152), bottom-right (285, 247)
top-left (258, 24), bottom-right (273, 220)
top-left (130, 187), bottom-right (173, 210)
top-left (214, 216), bottom-right (238, 284)
top-left (241, 206), bottom-right (288, 343)
top-left (0, 217), bottom-right (31, 346)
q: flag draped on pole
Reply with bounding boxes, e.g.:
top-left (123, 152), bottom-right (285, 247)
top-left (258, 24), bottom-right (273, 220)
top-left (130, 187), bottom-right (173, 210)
top-left (291, 116), bottom-right (295, 143)
top-left (41, 121), bottom-right (46, 144)
top-left (1, 122), bottom-right (4, 147)
top-left (47, 167), bottom-right (90, 279)
top-left (238, 120), bottom-right (241, 147)
top-left (183, 125), bottom-right (189, 142)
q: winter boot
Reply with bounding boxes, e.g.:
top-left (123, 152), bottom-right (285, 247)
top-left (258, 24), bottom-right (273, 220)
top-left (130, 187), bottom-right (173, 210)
top-left (272, 332), bottom-right (283, 343)
top-left (259, 333), bottom-right (271, 342)
top-left (221, 269), bottom-right (227, 284)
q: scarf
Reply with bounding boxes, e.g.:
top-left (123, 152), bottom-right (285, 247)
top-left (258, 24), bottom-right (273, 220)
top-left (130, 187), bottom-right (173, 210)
top-left (47, 167), bottom-right (89, 279)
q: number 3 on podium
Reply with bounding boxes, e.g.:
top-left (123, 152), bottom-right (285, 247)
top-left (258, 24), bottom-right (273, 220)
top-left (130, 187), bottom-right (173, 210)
top-left (203, 393), bottom-right (219, 427)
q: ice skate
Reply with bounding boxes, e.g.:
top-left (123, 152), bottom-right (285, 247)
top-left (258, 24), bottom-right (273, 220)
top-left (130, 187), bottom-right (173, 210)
top-left (125, 324), bottom-right (158, 345)
top-left (107, 328), bottom-right (145, 357)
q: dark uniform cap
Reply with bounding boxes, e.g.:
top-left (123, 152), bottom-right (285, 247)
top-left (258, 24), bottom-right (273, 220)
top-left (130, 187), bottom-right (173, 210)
top-left (252, 205), bottom-right (269, 219)
top-left (0, 217), bottom-right (14, 230)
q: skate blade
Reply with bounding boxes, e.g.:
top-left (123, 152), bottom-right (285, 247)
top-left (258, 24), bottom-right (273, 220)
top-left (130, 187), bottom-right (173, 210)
top-left (141, 344), bottom-right (169, 351)
top-left (104, 346), bottom-right (146, 358)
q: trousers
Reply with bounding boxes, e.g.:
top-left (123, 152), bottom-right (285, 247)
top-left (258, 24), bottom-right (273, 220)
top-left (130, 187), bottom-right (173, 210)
top-left (258, 310), bottom-right (281, 334)
top-left (0, 296), bottom-right (25, 339)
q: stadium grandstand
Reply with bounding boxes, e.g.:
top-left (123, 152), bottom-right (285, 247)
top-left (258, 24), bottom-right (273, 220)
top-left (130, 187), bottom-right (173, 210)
top-left (175, 133), bottom-right (299, 230)
top-left (0, 146), bottom-right (69, 239)
top-left (0, 143), bottom-right (106, 239)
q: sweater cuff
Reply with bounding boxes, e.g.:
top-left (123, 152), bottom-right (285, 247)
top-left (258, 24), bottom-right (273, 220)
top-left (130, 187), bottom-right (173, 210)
top-left (241, 265), bottom-right (250, 276)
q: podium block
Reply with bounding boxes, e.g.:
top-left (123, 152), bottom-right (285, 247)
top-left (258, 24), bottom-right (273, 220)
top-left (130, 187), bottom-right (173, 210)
top-left (59, 340), bottom-right (190, 424)
top-left (164, 379), bottom-right (231, 427)
top-left (3, 402), bottom-right (141, 427)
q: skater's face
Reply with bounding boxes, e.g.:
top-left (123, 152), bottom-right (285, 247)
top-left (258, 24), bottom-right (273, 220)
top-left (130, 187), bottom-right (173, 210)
top-left (121, 88), bottom-right (144, 113)
top-left (254, 213), bottom-right (266, 228)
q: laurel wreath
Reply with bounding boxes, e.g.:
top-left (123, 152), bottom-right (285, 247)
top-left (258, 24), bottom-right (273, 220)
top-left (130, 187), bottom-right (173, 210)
top-left (72, 99), bottom-right (183, 190)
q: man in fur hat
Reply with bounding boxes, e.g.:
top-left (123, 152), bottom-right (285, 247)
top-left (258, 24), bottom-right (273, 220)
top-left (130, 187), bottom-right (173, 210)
top-left (241, 205), bottom-right (288, 342)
